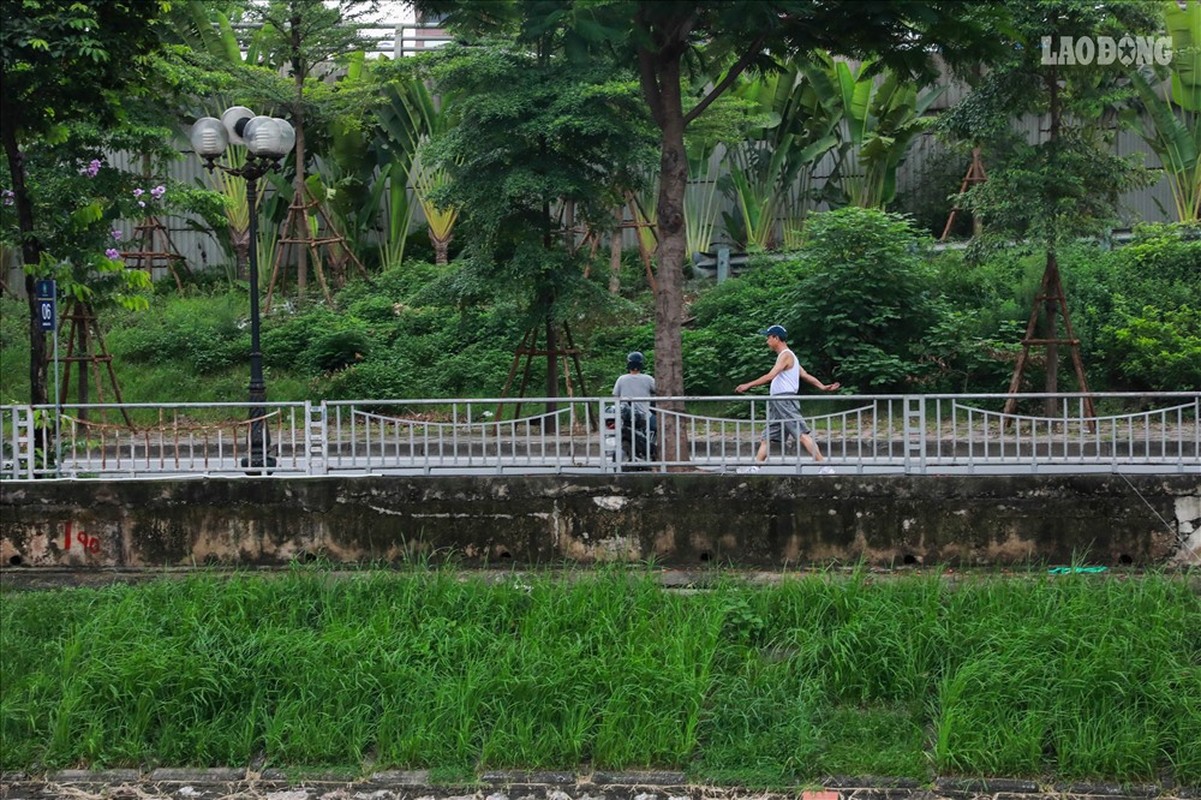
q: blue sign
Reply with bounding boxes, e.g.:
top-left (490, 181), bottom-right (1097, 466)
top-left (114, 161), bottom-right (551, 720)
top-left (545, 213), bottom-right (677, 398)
top-left (35, 279), bottom-right (56, 332)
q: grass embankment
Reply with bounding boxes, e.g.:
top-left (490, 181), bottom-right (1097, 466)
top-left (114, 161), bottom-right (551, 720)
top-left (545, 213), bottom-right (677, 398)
top-left (1, 568), bottom-right (1198, 786)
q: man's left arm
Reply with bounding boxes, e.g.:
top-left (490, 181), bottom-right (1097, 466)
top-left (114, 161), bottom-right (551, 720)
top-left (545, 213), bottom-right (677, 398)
top-left (797, 365), bottom-right (840, 392)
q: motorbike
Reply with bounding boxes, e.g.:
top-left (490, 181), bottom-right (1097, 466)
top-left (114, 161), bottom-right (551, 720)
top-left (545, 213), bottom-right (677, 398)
top-left (604, 403), bottom-right (658, 466)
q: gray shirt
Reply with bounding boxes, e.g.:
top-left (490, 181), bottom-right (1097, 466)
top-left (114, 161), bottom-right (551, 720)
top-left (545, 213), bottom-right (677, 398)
top-left (613, 372), bottom-right (656, 416)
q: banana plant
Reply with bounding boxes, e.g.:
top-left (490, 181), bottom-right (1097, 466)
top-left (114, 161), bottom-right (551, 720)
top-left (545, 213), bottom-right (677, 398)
top-left (369, 159), bottom-right (414, 271)
top-left (198, 143), bottom-right (258, 281)
top-left (684, 150), bottom-right (723, 257)
top-left (803, 51), bottom-right (944, 210)
top-left (187, 9), bottom-right (279, 279)
top-left (720, 64), bottom-right (840, 250)
top-left (305, 50), bottom-right (391, 280)
top-left (409, 152), bottom-right (459, 264)
top-left (1124, 1), bottom-right (1200, 222)
top-left (1167, 0), bottom-right (1201, 111)
top-left (377, 77), bottom-right (459, 265)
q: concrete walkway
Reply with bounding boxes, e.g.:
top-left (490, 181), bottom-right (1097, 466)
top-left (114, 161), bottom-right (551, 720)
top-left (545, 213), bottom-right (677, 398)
top-left (1, 770), bottom-right (1195, 800)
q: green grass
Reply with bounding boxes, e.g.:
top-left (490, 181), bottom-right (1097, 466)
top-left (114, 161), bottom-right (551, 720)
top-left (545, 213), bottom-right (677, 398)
top-left (1, 567), bottom-right (1199, 786)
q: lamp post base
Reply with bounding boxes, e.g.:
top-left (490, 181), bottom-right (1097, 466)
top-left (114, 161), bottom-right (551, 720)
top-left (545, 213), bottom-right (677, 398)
top-left (245, 384), bottom-right (274, 475)
top-left (240, 455), bottom-right (278, 476)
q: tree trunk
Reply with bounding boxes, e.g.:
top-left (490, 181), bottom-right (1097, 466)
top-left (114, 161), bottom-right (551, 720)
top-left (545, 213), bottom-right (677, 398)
top-left (292, 9), bottom-right (308, 302)
top-left (1044, 63), bottom-right (1061, 416)
top-left (430, 231), bottom-right (451, 265)
top-left (1043, 250), bottom-right (1060, 416)
top-left (1, 100), bottom-right (49, 408)
top-left (76, 310), bottom-right (89, 409)
top-left (544, 308), bottom-right (559, 428)
top-left (231, 224), bottom-right (250, 281)
top-left (609, 207), bottom-right (623, 295)
top-left (648, 55), bottom-right (689, 463)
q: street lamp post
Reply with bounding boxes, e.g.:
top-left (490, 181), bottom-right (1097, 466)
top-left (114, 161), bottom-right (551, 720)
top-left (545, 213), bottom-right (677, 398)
top-left (190, 107), bottom-right (295, 472)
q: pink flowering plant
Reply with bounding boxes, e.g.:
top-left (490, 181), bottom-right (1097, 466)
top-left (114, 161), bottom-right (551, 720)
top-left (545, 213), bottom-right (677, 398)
top-left (0, 153), bottom-right (155, 311)
top-left (2, 118), bottom-right (229, 311)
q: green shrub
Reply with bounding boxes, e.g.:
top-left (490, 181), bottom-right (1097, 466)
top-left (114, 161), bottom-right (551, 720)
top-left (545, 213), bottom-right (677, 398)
top-left (347, 295), bottom-right (399, 323)
top-left (306, 327), bottom-right (372, 374)
top-left (106, 293), bottom-right (248, 375)
top-left (336, 261), bottom-right (443, 308)
top-left (261, 310), bottom-right (334, 371)
top-left (262, 308), bottom-right (380, 376)
top-left (0, 296), bottom-right (30, 402)
top-left (918, 313), bottom-right (1024, 393)
top-left (1063, 227), bottom-right (1200, 391)
top-left (1103, 304), bottom-right (1201, 391)
top-left (324, 357), bottom-right (415, 401)
top-left (933, 246), bottom-right (1037, 327)
top-left (787, 208), bottom-right (944, 392)
top-left (1121, 222), bottom-right (1201, 287)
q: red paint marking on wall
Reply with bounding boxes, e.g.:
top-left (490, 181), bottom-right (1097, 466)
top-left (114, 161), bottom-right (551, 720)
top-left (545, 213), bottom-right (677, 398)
top-left (63, 521), bottom-right (100, 554)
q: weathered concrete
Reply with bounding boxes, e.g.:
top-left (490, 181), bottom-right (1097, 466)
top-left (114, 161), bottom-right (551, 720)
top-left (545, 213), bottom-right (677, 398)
top-left (1, 474), bottom-right (1198, 570)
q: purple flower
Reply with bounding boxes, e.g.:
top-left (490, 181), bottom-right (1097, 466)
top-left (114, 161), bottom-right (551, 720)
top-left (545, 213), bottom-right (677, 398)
top-left (83, 159), bottom-right (101, 178)
top-left (132, 188), bottom-right (145, 198)
top-left (111, 229), bottom-right (122, 241)
top-left (105, 248), bottom-right (121, 260)
top-left (150, 184), bottom-right (166, 200)
top-left (138, 200), bottom-right (146, 208)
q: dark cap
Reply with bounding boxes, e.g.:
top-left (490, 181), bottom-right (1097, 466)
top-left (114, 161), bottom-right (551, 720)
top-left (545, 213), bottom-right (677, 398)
top-left (758, 324), bottom-right (787, 340)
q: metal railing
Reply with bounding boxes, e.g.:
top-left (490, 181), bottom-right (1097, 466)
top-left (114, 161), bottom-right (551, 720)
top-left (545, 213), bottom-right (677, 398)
top-left (1, 393), bottom-right (1197, 480)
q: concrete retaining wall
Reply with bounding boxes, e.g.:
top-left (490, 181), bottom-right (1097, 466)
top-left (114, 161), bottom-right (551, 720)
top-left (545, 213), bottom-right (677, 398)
top-left (1, 474), bottom-right (1198, 570)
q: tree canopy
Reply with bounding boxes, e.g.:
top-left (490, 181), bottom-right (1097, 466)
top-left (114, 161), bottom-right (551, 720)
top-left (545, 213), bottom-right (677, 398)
top-left (415, 0), bottom-right (1013, 459)
top-left (1, 0), bottom-right (174, 406)
top-left (409, 38), bottom-right (656, 395)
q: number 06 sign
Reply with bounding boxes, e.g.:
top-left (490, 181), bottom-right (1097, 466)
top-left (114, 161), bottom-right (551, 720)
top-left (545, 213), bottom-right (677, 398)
top-left (35, 279), bottom-right (56, 332)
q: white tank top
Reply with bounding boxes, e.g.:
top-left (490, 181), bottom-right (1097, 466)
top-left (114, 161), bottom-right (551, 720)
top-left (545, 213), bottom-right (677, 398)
top-left (770, 348), bottom-right (800, 395)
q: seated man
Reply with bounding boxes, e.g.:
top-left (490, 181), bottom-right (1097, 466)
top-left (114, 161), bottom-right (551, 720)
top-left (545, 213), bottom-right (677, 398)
top-left (613, 351), bottom-right (656, 456)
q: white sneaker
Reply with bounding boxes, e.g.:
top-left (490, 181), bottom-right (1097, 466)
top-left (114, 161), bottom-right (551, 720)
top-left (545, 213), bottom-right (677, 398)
top-left (736, 465), bottom-right (760, 474)
top-left (819, 465), bottom-right (835, 475)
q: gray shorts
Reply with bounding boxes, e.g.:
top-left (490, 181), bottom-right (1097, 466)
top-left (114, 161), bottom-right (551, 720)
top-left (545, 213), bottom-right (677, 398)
top-left (762, 395), bottom-right (811, 443)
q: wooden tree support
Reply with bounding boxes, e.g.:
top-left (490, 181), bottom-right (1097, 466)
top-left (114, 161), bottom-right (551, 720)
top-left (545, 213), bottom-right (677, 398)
top-left (561, 199), bottom-right (657, 294)
top-left (1002, 255), bottom-right (1096, 424)
top-left (624, 193), bottom-right (658, 292)
top-left (57, 299), bottom-right (134, 428)
top-left (121, 215), bottom-right (189, 292)
top-left (496, 321), bottom-right (594, 430)
top-left (940, 147), bottom-right (988, 242)
top-left (265, 190), bottom-right (369, 312)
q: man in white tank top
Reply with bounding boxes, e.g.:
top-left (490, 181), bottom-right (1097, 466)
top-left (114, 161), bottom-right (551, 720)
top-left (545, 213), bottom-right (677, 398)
top-left (735, 324), bottom-right (840, 472)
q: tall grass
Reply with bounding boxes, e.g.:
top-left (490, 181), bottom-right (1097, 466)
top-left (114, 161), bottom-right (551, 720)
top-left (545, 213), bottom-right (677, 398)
top-left (1, 568), bottom-right (1197, 785)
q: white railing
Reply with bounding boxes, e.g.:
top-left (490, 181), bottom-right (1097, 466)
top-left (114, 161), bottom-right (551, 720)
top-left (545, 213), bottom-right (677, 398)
top-left (1, 393), bottom-right (1197, 480)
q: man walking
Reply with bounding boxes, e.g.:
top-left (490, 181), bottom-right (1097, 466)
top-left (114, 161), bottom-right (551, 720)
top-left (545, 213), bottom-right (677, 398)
top-left (735, 325), bottom-right (840, 473)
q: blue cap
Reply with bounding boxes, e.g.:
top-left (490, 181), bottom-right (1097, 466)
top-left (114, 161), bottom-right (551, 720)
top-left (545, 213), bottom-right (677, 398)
top-left (758, 324), bottom-right (787, 340)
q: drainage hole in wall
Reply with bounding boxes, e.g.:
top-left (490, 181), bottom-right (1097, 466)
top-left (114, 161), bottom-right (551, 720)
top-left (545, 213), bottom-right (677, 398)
top-left (1118, 554), bottom-right (1133, 565)
top-left (8, 555), bottom-right (22, 566)
top-left (294, 550), bottom-right (319, 564)
top-left (498, 550), bottom-right (512, 560)
top-left (699, 551), bottom-right (712, 563)
top-left (902, 553), bottom-right (918, 565)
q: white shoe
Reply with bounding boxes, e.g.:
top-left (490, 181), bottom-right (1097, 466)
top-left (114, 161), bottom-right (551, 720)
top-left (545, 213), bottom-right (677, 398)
top-left (818, 465), bottom-right (835, 475)
top-left (736, 465), bottom-right (760, 474)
